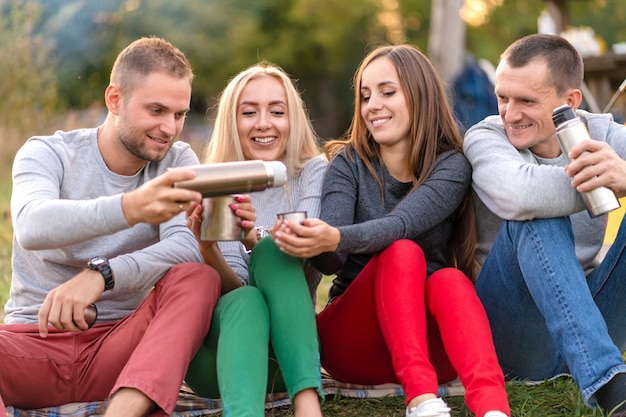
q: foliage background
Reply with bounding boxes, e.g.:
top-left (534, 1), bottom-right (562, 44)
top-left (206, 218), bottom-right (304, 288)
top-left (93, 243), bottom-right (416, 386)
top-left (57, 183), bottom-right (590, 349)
top-left (2, 0), bottom-right (626, 143)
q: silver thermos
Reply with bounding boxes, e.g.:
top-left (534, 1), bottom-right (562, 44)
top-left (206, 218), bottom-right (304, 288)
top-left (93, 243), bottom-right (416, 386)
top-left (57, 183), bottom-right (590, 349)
top-left (552, 105), bottom-right (620, 217)
top-left (173, 160), bottom-right (288, 197)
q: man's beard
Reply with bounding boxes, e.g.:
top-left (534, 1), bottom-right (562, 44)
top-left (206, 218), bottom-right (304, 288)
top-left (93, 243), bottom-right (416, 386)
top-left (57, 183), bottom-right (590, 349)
top-left (117, 127), bottom-right (172, 163)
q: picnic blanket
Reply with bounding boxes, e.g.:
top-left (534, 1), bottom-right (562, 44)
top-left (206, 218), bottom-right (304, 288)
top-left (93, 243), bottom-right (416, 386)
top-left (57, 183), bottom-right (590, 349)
top-left (7, 375), bottom-right (466, 417)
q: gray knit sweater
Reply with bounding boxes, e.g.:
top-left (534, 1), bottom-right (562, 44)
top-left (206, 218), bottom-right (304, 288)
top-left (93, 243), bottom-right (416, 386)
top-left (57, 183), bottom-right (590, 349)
top-left (217, 155), bottom-right (327, 296)
top-left (464, 110), bottom-right (626, 272)
top-left (8, 128), bottom-right (203, 323)
top-left (310, 149), bottom-right (472, 295)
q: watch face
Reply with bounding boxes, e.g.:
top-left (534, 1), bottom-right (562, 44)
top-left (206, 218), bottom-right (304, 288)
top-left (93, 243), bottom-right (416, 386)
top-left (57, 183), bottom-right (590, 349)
top-left (88, 257), bottom-right (114, 291)
top-left (256, 227), bottom-right (269, 240)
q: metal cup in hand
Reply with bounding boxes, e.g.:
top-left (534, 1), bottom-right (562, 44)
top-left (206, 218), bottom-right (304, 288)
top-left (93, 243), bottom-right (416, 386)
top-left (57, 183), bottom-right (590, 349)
top-left (200, 196), bottom-right (245, 241)
top-left (277, 211), bottom-right (308, 224)
top-left (277, 211), bottom-right (307, 237)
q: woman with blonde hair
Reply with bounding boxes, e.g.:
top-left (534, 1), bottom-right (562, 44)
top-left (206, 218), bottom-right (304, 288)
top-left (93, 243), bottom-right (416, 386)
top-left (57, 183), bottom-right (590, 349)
top-left (185, 62), bottom-right (326, 417)
top-left (274, 44), bottom-right (510, 417)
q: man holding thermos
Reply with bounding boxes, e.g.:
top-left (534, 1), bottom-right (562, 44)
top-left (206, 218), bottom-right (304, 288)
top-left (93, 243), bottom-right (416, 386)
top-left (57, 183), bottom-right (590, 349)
top-left (464, 33), bottom-right (626, 416)
top-left (0, 37), bottom-right (225, 417)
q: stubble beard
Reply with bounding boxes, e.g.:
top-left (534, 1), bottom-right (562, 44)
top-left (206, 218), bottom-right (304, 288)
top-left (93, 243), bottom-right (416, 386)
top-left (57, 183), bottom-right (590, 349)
top-left (117, 125), bottom-right (173, 163)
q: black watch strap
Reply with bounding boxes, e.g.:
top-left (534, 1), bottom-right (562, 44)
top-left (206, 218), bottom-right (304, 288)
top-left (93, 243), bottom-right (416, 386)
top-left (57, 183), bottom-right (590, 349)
top-left (88, 256), bottom-right (115, 291)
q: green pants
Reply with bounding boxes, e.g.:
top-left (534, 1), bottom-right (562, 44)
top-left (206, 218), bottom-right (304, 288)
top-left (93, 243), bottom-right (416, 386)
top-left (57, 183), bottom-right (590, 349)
top-left (185, 237), bottom-right (322, 417)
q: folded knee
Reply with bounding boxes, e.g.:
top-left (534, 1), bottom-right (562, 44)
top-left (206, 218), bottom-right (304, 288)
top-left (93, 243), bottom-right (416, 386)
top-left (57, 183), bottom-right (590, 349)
top-left (215, 286), bottom-right (270, 330)
top-left (383, 239), bottom-right (425, 262)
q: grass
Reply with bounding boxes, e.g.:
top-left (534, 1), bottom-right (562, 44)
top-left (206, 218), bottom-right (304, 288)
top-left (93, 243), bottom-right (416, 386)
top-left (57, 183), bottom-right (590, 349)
top-left (261, 377), bottom-right (604, 417)
top-left (0, 128), bottom-right (620, 417)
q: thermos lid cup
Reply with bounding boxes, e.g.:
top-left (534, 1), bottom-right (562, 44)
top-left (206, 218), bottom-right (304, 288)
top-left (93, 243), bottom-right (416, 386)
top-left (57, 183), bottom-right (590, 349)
top-left (552, 104), bottom-right (577, 127)
top-left (265, 160), bottom-right (288, 187)
top-left (277, 211), bottom-right (307, 223)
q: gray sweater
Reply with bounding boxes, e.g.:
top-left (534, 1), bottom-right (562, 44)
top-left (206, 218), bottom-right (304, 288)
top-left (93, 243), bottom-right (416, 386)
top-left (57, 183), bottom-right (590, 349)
top-left (217, 155), bottom-right (327, 295)
top-left (7, 128), bottom-right (203, 323)
top-left (311, 149), bottom-right (471, 295)
top-left (463, 110), bottom-right (626, 272)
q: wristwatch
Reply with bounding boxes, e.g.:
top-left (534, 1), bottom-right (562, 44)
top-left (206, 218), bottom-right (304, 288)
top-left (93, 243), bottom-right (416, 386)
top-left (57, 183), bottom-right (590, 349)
top-left (255, 226), bottom-right (269, 241)
top-left (88, 256), bottom-right (115, 291)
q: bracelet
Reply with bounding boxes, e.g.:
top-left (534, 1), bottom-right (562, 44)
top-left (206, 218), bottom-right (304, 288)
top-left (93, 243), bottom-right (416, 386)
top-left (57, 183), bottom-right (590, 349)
top-left (255, 226), bottom-right (269, 241)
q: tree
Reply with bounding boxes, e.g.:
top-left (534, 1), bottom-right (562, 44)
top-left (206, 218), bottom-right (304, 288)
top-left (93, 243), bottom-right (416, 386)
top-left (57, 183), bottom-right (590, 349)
top-left (0, 0), bottom-right (59, 127)
top-left (85, 0), bottom-right (389, 140)
top-left (0, 0), bottom-right (60, 167)
top-left (428, 0), bottom-right (466, 83)
top-left (13, 0), bottom-right (626, 142)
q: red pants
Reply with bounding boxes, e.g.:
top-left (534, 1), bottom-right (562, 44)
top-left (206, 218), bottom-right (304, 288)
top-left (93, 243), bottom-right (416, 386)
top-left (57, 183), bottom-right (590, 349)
top-left (0, 263), bottom-right (220, 417)
top-left (316, 240), bottom-right (510, 417)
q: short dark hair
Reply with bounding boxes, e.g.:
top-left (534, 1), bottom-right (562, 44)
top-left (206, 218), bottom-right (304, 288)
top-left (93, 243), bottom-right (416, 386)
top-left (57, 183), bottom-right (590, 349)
top-left (501, 34), bottom-right (583, 95)
top-left (110, 36), bottom-right (194, 94)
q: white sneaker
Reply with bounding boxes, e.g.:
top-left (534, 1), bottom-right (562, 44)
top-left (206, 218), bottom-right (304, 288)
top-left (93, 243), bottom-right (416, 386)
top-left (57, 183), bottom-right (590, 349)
top-left (483, 412), bottom-right (509, 417)
top-left (405, 398), bottom-right (451, 417)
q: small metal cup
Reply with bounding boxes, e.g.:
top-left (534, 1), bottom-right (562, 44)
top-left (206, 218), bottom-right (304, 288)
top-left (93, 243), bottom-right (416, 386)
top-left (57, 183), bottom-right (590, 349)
top-left (276, 211), bottom-right (308, 224)
top-left (201, 196), bottom-right (245, 241)
top-left (84, 304), bottom-right (98, 328)
top-left (73, 303), bottom-right (97, 329)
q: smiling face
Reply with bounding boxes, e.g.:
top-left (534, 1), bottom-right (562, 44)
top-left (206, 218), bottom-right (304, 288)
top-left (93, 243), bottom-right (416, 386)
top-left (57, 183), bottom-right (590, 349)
top-left (359, 56), bottom-right (411, 152)
top-left (236, 75), bottom-right (289, 162)
top-left (115, 71), bottom-right (191, 166)
top-left (495, 58), bottom-right (573, 158)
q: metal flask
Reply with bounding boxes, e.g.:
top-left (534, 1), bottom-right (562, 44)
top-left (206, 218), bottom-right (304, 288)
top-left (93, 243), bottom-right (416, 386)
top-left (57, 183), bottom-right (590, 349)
top-left (173, 160), bottom-right (288, 197)
top-left (552, 105), bottom-right (620, 217)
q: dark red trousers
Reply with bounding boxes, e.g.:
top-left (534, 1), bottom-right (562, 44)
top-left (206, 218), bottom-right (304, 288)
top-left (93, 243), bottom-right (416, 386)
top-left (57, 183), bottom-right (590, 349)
top-left (0, 263), bottom-right (220, 417)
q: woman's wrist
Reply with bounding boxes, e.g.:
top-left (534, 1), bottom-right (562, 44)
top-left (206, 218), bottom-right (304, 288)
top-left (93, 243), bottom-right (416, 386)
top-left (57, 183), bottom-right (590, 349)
top-left (242, 226), bottom-right (268, 251)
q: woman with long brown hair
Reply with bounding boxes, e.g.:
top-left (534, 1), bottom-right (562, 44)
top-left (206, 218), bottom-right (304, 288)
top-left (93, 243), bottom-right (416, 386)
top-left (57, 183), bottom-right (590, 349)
top-left (274, 44), bottom-right (510, 417)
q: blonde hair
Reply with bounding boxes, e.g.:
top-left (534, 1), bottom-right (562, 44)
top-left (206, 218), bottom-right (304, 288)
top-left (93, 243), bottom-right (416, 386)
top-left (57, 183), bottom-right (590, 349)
top-left (203, 62), bottom-right (321, 177)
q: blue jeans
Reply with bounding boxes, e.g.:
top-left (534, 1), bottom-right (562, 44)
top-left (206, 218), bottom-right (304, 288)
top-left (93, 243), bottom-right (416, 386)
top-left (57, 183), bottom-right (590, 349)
top-left (476, 216), bottom-right (626, 407)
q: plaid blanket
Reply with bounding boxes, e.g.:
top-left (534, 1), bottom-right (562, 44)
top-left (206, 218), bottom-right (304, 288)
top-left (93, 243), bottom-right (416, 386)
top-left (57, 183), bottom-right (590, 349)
top-left (7, 376), bottom-right (465, 417)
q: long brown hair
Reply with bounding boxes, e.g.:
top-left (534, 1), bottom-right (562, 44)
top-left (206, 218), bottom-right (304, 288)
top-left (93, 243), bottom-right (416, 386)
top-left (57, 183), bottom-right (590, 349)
top-left (325, 44), bottom-right (478, 279)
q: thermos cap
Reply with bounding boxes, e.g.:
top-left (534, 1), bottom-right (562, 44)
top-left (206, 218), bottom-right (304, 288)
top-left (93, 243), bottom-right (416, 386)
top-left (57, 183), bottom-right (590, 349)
top-left (265, 160), bottom-right (288, 186)
top-left (552, 104), bottom-right (577, 127)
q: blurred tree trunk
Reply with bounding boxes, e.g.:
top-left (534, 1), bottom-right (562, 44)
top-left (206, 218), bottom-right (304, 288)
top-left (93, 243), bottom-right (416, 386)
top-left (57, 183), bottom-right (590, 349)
top-left (428, 0), bottom-right (466, 83)
top-left (545, 0), bottom-right (569, 33)
top-left (315, 74), bottom-right (339, 140)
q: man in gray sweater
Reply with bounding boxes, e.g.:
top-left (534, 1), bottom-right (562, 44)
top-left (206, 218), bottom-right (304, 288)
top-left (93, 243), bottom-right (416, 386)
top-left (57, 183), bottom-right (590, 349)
top-left (0, 37), bottom-right (221, 417)
top-left (464, 34), bottom-right (626, 416)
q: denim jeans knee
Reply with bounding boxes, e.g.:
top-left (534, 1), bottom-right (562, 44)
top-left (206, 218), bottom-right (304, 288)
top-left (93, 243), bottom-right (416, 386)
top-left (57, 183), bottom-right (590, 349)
top-left (477, 217), bottom-right (626, 406)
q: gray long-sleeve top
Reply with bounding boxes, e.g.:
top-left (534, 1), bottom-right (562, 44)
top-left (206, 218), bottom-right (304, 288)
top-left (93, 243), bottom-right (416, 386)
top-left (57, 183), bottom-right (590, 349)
top-left (310, 149), bottom-right (471, 295)
top-left (463, 110), bottom-right (626, 272)
top-left (7, 128), bottom-right (203, 323)
top-left (216, 155), bottom-right (327, 295)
